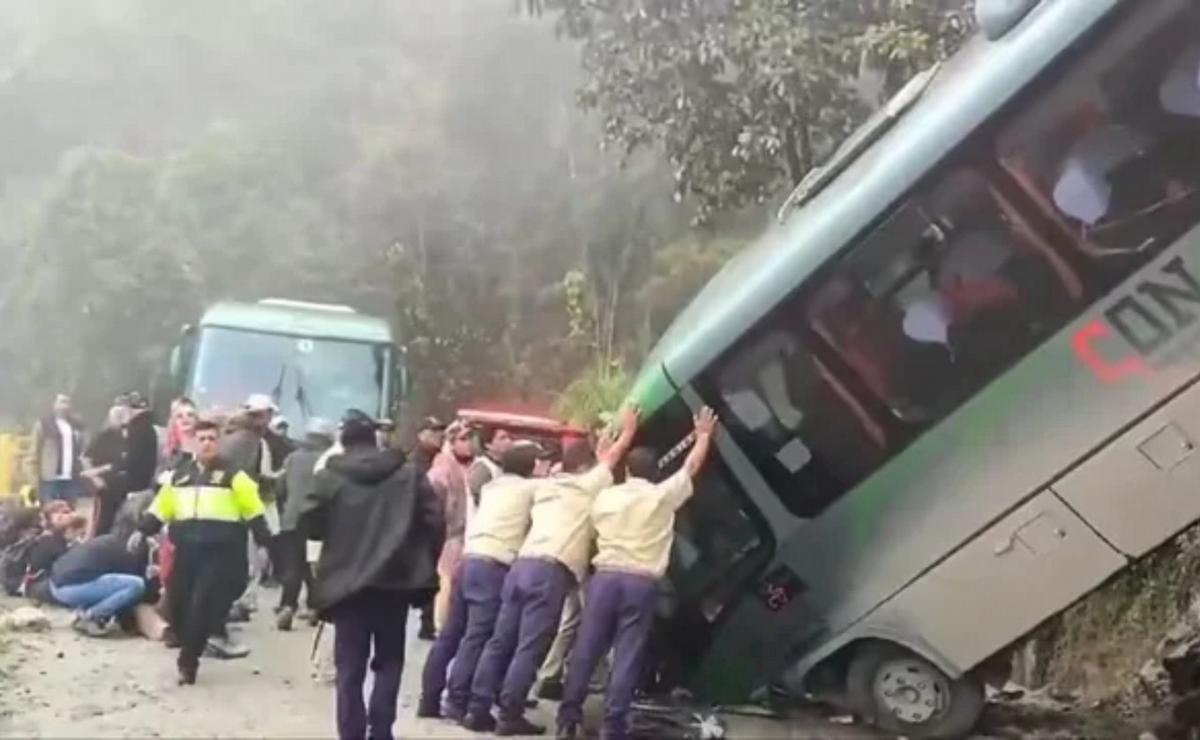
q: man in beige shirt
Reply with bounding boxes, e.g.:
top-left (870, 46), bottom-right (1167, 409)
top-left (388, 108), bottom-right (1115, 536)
top-left (417, 440), bottom-right (546, 722)
top-left (556, 407), bottom-right (716, 740)
top-left (464, 407), bottom-right (638, 736)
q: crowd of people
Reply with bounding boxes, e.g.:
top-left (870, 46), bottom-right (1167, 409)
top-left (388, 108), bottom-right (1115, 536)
top-left (0, 389), bottom-right (719, 740)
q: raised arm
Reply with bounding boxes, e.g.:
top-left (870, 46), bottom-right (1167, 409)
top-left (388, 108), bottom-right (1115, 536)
top-left (597, 405), bottom-right (640, 471)
top-left (682, 407), bottom-right (717, 479)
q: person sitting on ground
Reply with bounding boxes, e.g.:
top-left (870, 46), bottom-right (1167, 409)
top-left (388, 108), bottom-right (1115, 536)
top-left (49, 515), bottom-right (148, 637)
top-left (13, 510), bottom-right (85, 602)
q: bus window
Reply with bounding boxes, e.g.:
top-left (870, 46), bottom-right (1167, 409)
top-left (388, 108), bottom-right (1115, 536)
top-left (702, 325), bottom-right (889, 517)
top-left (810, 168), bottom-right (1078, 425)
top-left (998, 0), bottom-right (1200, 279)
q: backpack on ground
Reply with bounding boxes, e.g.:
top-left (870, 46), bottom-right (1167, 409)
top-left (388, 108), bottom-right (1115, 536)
top-left (0, 534), bottom-right (38, 596)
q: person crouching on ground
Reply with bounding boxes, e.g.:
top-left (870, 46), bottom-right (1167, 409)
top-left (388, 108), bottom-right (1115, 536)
top-left (300, 409), bottom-right (444, 740)
top-left (50, 509), bottom-right (149, 638)
top-left (129, 419), bottom-right (271, 685)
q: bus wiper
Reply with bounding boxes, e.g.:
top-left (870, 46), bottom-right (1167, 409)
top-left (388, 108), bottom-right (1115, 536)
top-left (270, 362), bottom-right (288, 409)
top-left (293, 365), bottom-right (313, 425)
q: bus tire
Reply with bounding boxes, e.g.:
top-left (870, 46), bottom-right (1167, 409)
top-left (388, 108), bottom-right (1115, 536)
top-left (846, 642), bottom-right (984, 739)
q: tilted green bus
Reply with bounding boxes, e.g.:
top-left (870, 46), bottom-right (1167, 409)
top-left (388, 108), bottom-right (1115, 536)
top-left (158, 299), bottom-right (404, 431)
top-left (630, 0), bottom-right (1200, 735)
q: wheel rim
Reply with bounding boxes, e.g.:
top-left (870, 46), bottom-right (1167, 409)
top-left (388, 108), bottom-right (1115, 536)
top-left (873, 657), bottom-right (950, 725)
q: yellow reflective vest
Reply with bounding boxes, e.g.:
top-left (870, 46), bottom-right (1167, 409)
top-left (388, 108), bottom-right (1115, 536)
top-left (149, 458), bottom-right (266, 546)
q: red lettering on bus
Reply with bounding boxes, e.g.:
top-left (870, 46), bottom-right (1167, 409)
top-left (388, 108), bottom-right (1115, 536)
top-left (1071, 320), bottom-right (1151, 384)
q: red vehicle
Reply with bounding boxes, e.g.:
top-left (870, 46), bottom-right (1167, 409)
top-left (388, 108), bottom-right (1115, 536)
top-left (454, 409), bottom-right (589, 453)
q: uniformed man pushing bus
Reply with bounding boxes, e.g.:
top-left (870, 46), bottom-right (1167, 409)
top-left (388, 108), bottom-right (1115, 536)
top-left (131, 418), bottom-right (272, 686)
top-left (556, 407), bottom-right (717, 740)
top-left (464, 406), bottom-right (638, 735)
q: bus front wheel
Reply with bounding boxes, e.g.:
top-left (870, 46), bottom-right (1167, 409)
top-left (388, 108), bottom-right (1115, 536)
top-left (846, 642), bottom-right (984, 739)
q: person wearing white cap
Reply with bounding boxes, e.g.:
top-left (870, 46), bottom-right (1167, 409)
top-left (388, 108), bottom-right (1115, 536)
top-left (218, 394), bottom-right (278, 627)
top-left (273, 417), bottom-right (336, 630)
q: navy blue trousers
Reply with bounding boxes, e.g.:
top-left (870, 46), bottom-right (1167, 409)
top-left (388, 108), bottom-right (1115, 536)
top-left (469, 557), bottom-right (575, 720)
top-left (418, 557), bottom-right (509, 714)
top-left (557, 570), bottom-right (658, 739)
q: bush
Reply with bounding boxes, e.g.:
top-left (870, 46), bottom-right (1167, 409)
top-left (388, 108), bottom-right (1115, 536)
top-left (554, 361), bottom-right (631, 428)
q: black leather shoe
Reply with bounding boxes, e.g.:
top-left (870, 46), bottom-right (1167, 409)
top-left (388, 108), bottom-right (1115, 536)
top-left (496, 716), bottom-right (546, 736)
top-left (415, 699), bottom-right (440, 719)
top-left (555, 722), bottom-right (579, 740)
top-left (176, 665), bottom-right (197, 686)
top-left (461, 712), bottom-right (498, 733)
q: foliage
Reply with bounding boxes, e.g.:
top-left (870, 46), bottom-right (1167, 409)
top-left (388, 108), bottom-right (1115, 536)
top-left (0, 0), bottom-right (710, 427)
top-left (544, 0), bottom-right (974, 220)
top-left (554, 360), bottom-right (632, 428)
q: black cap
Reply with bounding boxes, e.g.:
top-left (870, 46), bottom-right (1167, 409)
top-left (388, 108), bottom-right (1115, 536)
top-left (419, 416), bottom-right (447, 433)
top-left (340, 409), bottom-right (379, 439)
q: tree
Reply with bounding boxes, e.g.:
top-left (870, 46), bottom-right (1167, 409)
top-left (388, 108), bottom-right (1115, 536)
top-left (546, 0), bottom-right (974, 220)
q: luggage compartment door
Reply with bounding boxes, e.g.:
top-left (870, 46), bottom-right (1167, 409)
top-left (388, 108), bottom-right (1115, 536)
top-left (1054, 381), bottom-right (1200, 557)
top-left (873, 490), bottom-right (1123, 672)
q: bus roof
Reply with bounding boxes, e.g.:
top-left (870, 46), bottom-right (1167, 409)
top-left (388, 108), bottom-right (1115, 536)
top-left (633, 0), bottom-right (1119, 414)
top-left (199, 301), bottom-right (394, 344)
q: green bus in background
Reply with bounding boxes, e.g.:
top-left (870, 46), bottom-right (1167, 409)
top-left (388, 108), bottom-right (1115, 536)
top-left (629, 0), bottom-right (1200, 736)
top-left (159, 299), bottom-right (403, 433)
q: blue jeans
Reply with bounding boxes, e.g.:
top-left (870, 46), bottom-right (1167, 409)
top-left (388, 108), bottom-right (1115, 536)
top-left (38, 479), bottom-right (82, 505)
top-left (51, 574), bottom-right (145, 621)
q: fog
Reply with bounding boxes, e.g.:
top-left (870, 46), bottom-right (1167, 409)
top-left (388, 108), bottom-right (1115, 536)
top-left (0, 0), bottom-right (690, 424)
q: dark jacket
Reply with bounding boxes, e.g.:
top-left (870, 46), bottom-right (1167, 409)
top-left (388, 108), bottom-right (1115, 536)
top-left (27, 532), bottom-right (69, 576)
top-left (86, 428), bottom-right (128, 495)
top-left (300, 446), bottom-right (444, 616)
top-left (278, 438), bottom-right (329, 533)
top-left (124, 412), bottom-right (159, 493)
top-left (50, 534), bottom-right (143, 588)
top-left (220, 414), bottom-right (265, 481)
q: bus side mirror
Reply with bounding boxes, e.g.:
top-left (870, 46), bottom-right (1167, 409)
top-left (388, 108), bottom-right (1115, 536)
top-left (396, 348), bottom-right (410, 401)
top-left (168, 345), bottom-right (184, 387)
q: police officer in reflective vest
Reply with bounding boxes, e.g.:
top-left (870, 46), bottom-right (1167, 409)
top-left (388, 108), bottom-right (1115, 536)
top-left (131, 418), bottom-right (271, 685)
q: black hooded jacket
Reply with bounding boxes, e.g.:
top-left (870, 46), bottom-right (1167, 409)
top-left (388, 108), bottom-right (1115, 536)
top-left (300, 446), bottom-right (444, 616)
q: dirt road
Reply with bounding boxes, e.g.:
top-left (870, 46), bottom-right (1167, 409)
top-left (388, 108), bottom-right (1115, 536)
top-left (0, 592), bottom-right (888, 739)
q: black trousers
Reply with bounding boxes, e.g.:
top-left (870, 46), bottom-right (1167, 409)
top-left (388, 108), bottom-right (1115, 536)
top-left (93, 488), bottom-right (128, 538)
top-left (332, 590), bottom-right (410, 740)
top-left (169, 540), bottom-right (248, 673)
top-left (277, 530), bottom-right (314, 611)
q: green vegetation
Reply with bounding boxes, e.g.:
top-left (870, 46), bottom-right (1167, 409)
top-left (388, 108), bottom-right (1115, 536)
top-left (0, 0), bottom-right (973, 427)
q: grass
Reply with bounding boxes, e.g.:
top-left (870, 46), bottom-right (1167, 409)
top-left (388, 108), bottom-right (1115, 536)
top-left (1034, 525), bottom-right (1200, 704)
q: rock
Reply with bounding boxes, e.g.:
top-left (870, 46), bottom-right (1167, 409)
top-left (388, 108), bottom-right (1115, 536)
top-left (1140, 659), bottom-right (1174, 704)
top-left (0, 607), bottom-right (50, 633)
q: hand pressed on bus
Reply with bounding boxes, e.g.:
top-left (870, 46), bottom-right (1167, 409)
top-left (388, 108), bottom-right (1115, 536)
top-left (597, 404), bottom-right (640, 471)
top-left (683, 407), bottom-right (717, 478)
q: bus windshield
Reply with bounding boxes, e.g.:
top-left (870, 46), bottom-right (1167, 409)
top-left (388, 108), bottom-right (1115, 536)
top-left (189, 327), bottom-right (390, 427)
